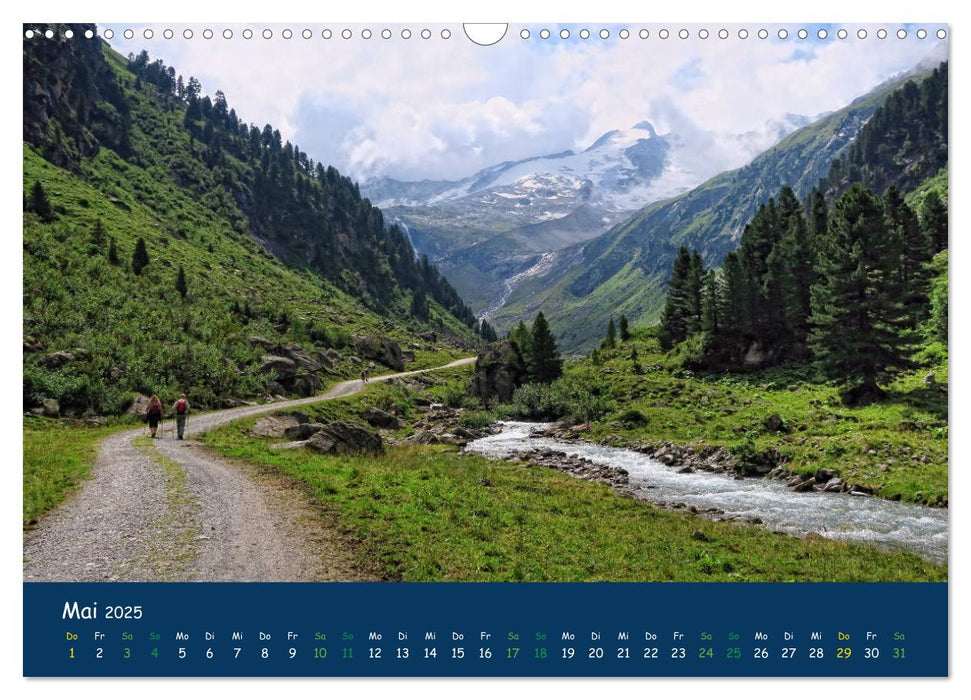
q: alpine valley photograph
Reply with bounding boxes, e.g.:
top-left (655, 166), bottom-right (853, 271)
top-left (23, 22), bottom-right (948, 583)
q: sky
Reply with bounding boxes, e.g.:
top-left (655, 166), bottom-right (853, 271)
top-left (104, 23), bottom-right (947, 184)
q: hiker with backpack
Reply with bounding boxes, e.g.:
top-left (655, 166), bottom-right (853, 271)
top-left (147, 395), bottom-right (163, 438)
top-left (172, 393), bottom-right (190, 440)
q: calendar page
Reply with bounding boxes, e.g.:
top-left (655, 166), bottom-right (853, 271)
top-left (21, 19), bottom-right (949, 679)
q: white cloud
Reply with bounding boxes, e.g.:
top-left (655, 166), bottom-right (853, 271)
top-left (104, 23), bottom-right (945, 182)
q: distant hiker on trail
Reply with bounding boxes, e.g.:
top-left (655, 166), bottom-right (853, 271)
top-left (146, 395), bottom-right (163, 438)
top-left (172, 393), bottom-right (190, 440)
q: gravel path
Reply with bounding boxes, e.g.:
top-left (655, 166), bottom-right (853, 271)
top-left (23, 358), bottom-right (474, 582)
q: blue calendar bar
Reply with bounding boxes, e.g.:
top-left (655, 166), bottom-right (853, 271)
top-left (24, 582), bottom-right (947, 677)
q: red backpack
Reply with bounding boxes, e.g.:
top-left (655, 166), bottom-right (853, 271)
top-left (176, 399), bottom-right (187, 415)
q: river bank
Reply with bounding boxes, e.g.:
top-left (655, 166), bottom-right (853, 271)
top-left (465, 422), bottom-right (948, 564)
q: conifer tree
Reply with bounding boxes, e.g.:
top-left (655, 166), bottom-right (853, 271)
top-left (132, 237), bottom-right (150, 275)
top-left (529, 312), bottom-right (562, 383)
top-left (618, 314), bottom-right (630, 342)
top-left (603, 318), bottom-right (617, 349)
top-left (920, 190), bottom-right (948, 253)
top-left (658, 246), bottom-right (693, 350)
top-left (810, 184), bottom-right (913, 404)
top-left (508, 320), bottom-right (533, 370)
top-left (108, 237), bottom-right (120, 265)
top-left (885, 186), bottom-right (930, 327)
top-left (686, 250), bottom-right (705, 334)
top-left (175, 264), bottom-right (188, 300)
top-left (479, 319), bottom-right (498, 343)
top-left (779, 214), bottom-right (815, 343)
top-left (410, 289), bottom-right (429, 320)
top-left (31, 181), bottom-right (54, 222)
top-left (701, 270), bottom-right (721, 335)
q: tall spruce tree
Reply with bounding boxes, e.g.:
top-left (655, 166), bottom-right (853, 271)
top-left (529, 312), bottom-right (562, 383)
top-left (31, 181), bottom-right (54, 222)
top-left (686, 250), bottom-right (705, 334)
top-left (658, 246), bottom-right (693, 350)
top-left (508, 320), bottom-right (533, 369)
top-left (175, 264), bottom-right (188, 300)
top-left (809, 184), bottom-right (913, 404)
top-left (618, 314), bottom-right (630, 342)
top-left (920, 190), bottom-right (948, 253)
top-left (131, 238), bottom-right (150, 275)
top-left (885, 186), bottom-right (930, 327)
top-left (779, 214), bottom-right (815, 343)
top-left (603, 318), bottom-right (617, 349)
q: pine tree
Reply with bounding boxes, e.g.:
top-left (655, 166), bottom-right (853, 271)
top-left (885, 186), bottom-right (930, 327)
top-left (529, 312), bottom-right (562, 383)
top-left (809, 184), bottom-right (913, 405)
top-left (719, 251), bottom-right (748, 336)
top-left (779, 214), bottom-right (815, 343)
top-left (920, 190), bottom-right (948, 253)
top-left (603, 318), bottom-right (616, 349)
top-left (686, 250), bottom-right (705, 334)
top-left (31, 181), bottom-right (54, 222)
top-left (508, 321), bottom-right (533, 370)
top-left (410, 289), bottom-right (429, 320)
top-left (618, 314), bottom-right (630, 342)
top-left (131, 237), bottom-right (150, 275)
top-left (479, 319), bottom-right (498, 343)
top-left (108, 238), bottom-right (120, 265)
top-left (701, 269), bottom-right (721, 335)
top-left (658, 247), bottom-right (693, 350)
top-left (175, 264), bottom-right (188, 300)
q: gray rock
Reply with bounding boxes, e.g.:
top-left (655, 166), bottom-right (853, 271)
top-left (260, 355), bottom-right (297, 378)
top-left (823, 478), bottom-right (844, 493)
top-left (815, 468), bottom-right (838, 483)
top-left (471, 340), bottom-right (527, 403)
top-left (354, 336), bottom-right (404, 371)
top-left (284, 423), bottom-right (327, 440)
top-left (41, 398), bottom-right (60, 417)
top-left (363, 407), bottom-right (402, 430)
top-left (763, 413), bottom-right (785, 432)
top-left (250, 414), bottom-right (301, 438)
top-left (269, 440), bottom-right (309, 450)
top-left (792, 479), bottom-right (816, 493)
top-left (305, 421), bottom-right (384, 456)
top-left (39, 350), bottom-right (76, 369)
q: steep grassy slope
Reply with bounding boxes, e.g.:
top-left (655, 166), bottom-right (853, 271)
top-left (23, 27), bottom-right (480, 415)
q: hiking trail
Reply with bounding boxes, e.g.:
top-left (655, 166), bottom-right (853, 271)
top-left (23, 358), bottom-right (475, 582)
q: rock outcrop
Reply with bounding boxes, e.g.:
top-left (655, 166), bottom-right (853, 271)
top-left (305, 421), bottom-right (385, 456)
top-left (472, 341), bottom-right (527, 403)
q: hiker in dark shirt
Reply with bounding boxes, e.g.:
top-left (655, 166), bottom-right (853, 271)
top-left (147, 395), bottom-right (163, 438)
top-left (172, 393), bottom-right (190, 440)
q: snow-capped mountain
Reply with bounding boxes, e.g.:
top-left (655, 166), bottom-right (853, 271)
top-left (362, 116), bottom-right (810, 319)
top-left (365, 120), bottom-right (674, 212)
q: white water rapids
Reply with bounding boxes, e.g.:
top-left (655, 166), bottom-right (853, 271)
top-left (466, 422), bottom-right (948, 564)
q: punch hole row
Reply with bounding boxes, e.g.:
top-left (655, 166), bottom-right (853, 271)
top-left (24, 26), bottom-right (948, 42)
top-left (23, 27), bottom-right (454, 40)
top-left (518, 27), bottom-right (944, 41)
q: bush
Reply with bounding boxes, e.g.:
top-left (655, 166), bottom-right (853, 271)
top-left (618, 408), bottom-right (648, 427)
top-left (502, 377), bottom-right (615, 423)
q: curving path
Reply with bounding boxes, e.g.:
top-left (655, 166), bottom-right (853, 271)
top-left (23, 358), bottom-right (475, 583)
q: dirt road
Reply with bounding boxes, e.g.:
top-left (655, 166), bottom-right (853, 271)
top-left (22, 358), bottom-right (475, 582)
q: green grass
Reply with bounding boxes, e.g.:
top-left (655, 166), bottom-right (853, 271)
top-left (23, 417), bottom-right (132, 524)
top-left (201, 420), bottom-right (944, 582)
top-left (533, 332), bottom-right (947, 505)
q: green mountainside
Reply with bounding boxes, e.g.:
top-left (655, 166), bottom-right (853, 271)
top-left (23, 24), bottom-right (482, 415)
top-left (495, 65), bottom-right (946, 353)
